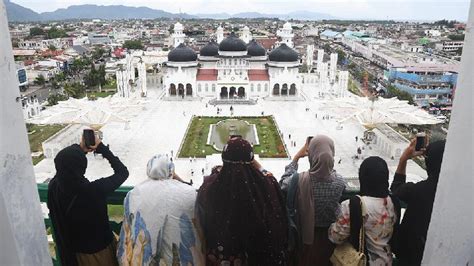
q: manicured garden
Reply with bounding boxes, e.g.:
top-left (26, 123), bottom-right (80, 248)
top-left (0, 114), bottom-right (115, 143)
top-left (27, 123), bottom-right (66, 165)
top-left (178, 116), bottom-right (288, 158)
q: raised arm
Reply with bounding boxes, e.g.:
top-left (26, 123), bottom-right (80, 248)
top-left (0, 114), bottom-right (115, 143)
top-left (91, 142), bottom-right (129, 196)
top-left (280, 143), bottom-right (308, 191)
top-left (391, 139), bottom-right (424, 203)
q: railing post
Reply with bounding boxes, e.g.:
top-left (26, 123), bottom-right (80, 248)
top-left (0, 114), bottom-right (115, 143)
top-left (422, 2), bottom-right (473, 264)
top-left (0, 2), bottom-right (52, 265)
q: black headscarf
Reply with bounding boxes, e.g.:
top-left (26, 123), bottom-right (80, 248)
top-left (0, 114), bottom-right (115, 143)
top-left (197, 138), bottom-right (288, 265)
top-left (425, 140), bottom-right (446, 182)
top-left (359, 156), bottom-right (389, 198)
top-left (47, 144), bottom-right (88, 266)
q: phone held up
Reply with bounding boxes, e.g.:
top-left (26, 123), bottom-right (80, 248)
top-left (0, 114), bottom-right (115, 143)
top-left (83, 129), bottom-right (96, 148)
top-left (415, 132), bottom-right (426, 152)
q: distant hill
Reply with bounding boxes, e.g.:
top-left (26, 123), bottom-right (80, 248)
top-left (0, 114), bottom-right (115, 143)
top-left (198, 11), bottom-right (336, 20)
top-left (40, 5), bottom-right (197, 21)
top-left (5, 1), bottom-right (335, 22)
top-left (5, 0), bottom-right (42, 22)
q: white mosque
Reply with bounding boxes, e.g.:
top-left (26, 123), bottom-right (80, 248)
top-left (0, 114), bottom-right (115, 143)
top-left (163, 22), bottom-right (303, 100)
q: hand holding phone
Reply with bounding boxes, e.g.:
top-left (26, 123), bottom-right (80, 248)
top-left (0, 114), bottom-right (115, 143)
top-left (415, 132), bottom-right (426, 152)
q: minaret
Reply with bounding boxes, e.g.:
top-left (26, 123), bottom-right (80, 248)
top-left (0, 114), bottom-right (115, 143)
top-left (329, 53), bottom-right (338, 83)
top-left (306, 44), bottom-right (314, 73)
top-left (277, 22), bottom-right (294, 48)
top-left (172, 22), bottom-right (185, 47)
top-left (241, 26), bottom-right (251, 43)
top-left (216, 25), bottom-right (224, 43)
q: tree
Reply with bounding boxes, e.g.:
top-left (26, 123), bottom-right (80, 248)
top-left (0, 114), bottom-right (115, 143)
top-left (29, 27), bottom-right (45, 37)
top-left (47, 93), bottom-right (68, 106)
top-left (34, 75), bottom-right (46, 86)
top-left (386, 85), bottom-right (415, 105)
top-left (47, 27), bottom-right (68, 39)
top-left (123, 40), bottom-right (144, 50)
top-left (336, 49), bottom-right (346, 65)
top-left (92, 47), bottom-right (106, 60)
top-left (63, 82), bottom-right (85, 99)
top-left (447, 34), bottom-right (465, 41)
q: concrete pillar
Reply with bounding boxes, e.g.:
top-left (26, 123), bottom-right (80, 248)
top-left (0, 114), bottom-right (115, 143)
top-left (422, 2), bottom-right (473, 264)
top-left (0, 2), bottom-right (51, 265)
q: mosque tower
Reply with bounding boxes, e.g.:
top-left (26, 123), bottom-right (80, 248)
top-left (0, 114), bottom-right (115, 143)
top-left (172, 22), bottom-right (185, 47)
top-left (241, 26), bottom-right (252, 43)
top-left (216, 25), bottom-right (224, 43)
top-left (277, 22), bottom-right (294, 48)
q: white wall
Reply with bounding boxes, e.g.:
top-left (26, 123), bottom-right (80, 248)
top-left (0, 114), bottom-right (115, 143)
top-left (422, 2), bottom-right (473, 265)
top-left (0, 2), bottom-right (52, 265)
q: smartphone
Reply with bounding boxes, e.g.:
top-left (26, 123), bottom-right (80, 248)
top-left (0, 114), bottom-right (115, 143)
top-left (83, 129), bottom-right (96, 148)
top-left (415, 132), bottom-right (426, 151)
top-left (306, 136), bottom-right (314, 145)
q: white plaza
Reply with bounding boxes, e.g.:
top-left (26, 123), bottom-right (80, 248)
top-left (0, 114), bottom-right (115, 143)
top-left (33, 87), bottom-right (429, 189)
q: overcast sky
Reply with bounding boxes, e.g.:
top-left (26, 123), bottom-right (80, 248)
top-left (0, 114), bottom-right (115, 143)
top-left (10, 0), bottom-right (471, 21)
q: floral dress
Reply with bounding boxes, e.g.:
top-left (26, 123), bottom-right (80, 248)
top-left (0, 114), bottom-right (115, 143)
top-left (328, 196), bottom-right (397, 266)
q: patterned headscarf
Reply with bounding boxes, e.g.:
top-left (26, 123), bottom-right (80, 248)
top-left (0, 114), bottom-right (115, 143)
top-left (308, 135), bottom-right (336, 180)
top-left (146, 154), bottom-right (174, 180)
top-left (197, 138), bottom-right (288, 265)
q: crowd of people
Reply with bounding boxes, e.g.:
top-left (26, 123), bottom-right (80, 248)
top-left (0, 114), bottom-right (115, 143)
top-left (47, 130), bottom-right (446, 266)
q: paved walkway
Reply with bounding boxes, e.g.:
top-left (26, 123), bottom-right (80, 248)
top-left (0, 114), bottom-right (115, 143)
top-left (34, 87), bottom-right (427, 189)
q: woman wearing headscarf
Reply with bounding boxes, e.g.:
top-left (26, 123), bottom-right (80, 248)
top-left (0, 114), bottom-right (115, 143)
top-left (390, 139), bottom-right (446, 265)
top-left (196, 137), bottom-right (288, 265)
top-left (117, 154), bottom-right (203, 265)
top-left (47, 133), bottom-right (129, 266)
top-left (280, 135), bottom-right (346, 265)
top-left (328, 156), bottom-right (401, 265)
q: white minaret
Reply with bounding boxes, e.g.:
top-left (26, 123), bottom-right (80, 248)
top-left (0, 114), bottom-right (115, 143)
top-left (329, 53), bottom-right (338, 82)
top-left (241, 26), bottom-right (252, 43)
top-left (306, 44), bottom-right (314, 73)
top-left (316, 49), bottom-right (324, 69)
top-left (172, 22), bottom-right (185, 47)
top-left (277, 22), bottom-right (294, 48)
top-left (138, 58), bottom-right (147, 97)
top-left (338, 71), bottom-right (349, 97)
top-left (216, 25), bottom-right (224, 43)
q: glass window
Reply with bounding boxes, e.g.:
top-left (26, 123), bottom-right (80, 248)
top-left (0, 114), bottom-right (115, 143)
top-left (265, 84), bottom-right (268, 91)
top-left (257, 84), bottom-right (261, 92)
top-left (205, 83), bottom-right (209, 92)
top-left (198, 84), bottom-right (201, 92)
top-left (212, 84), bottom-right (216, 92)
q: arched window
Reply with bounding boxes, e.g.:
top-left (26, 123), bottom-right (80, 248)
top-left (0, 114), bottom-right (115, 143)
top-left (264, 84), bottom-right (268, 91)
top-left (212, 84), bottom-right (216, 92)
top-left (205, 83), bottom-right (209, 92)
top-left (198, 84), bottom-right (202, 92)
top-left (257, 84), bottom-right (261, 92)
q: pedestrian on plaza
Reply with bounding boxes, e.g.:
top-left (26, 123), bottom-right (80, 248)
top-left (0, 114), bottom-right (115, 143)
top-left (355, 136), bottom-right (358, 142)
top-left (289, 134), bottom-right (291, 140)
top-left (170, 150), bottom-right (174, 157)
top-left (202, 168), bottom-right (205, 175)
top-left (48, 131), bottom-right (129, 266)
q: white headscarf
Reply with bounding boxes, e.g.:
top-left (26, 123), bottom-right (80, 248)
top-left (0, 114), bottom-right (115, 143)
top-left (146, 154), bottom-right (174, 180)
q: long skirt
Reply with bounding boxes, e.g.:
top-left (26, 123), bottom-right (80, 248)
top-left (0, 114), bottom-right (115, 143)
top-left (298, 226), bottom-right (335, 266)
top-left (76, 239), bottom-right (118, 266)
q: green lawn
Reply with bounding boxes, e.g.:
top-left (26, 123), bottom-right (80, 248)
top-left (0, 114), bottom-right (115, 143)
top-left (178, 116), bottom-right (288, 158)
top-left (27, 124), bottom-right (66, 165)
top-left (89, 90), bottom-right (116, 99)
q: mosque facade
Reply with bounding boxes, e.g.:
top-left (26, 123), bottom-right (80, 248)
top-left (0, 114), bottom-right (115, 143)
top-left (163, 22), bottom-right (303, 100)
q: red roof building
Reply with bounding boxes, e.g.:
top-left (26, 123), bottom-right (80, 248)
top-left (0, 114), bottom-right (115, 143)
top-left (197, 69), bottom-right (218, 81)
top-left (248, 69), bottom-right (270, 81)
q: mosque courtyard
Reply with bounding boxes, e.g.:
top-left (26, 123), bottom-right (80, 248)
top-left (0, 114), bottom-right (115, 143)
top-left (33, 86), bottom-right (428, 190)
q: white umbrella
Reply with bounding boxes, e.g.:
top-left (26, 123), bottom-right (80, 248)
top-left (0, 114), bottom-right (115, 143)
top-left (319, 96), bottom-right (443, 129)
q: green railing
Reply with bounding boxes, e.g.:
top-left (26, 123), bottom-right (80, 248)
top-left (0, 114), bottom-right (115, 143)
top-left (37, 184), bottom-right (403, 265)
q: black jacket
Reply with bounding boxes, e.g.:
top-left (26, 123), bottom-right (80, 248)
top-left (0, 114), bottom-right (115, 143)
top-left (390, 173), bottom-right (438, 265)
top-left (48, 143), bottom-right (129, 264)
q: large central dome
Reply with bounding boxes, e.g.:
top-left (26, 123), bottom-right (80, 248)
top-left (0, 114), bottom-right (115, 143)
top-left (200, 40), bottom-right (219, 56)
top-left (247, 39), bottom-right (266, 56)
top-left (219, 32), bottom-right (247, 52)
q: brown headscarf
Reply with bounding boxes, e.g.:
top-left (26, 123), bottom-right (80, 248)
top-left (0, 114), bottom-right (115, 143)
top-left (308, 135), bottom-right (336, 180)
top-left (196, 138), bottom-right (288, 265)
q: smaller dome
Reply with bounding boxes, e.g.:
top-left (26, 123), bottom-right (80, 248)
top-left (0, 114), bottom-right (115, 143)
top-left (174, 22), bottom-right (183, 31)
top-left (200, 41), bottom-right (219, 56)
top-left (219, 32), bottom-right (247, 52)
top-left (268, 44), bottom-right (299, 62)
top-left (283, 22), bottom-right (292, 29)
top-left (168, 43), bottom-right (197, 62)
top-left (247, 39), bottom-right (266, 56)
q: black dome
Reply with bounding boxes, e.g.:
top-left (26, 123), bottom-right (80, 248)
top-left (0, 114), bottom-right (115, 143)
top-left (219, 32), bottom-right (247, 52)
top-left (247, 39), bottom-right (266, 56)
top-left (200, 41), bottom-right (219, 56)
top-left (168, 43), bottom-right (197, 62)
top-left (268, 44), bottom-right (299, 62)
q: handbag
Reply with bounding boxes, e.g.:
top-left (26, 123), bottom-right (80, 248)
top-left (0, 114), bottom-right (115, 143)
top-left (330, 196), bottom-right (367, 266)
